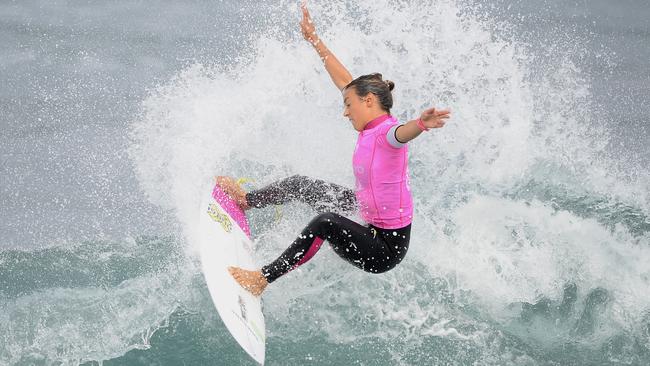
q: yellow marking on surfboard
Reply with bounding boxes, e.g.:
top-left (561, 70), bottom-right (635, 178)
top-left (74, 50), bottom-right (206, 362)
top-left (231, 309), bottom-right (266, 343)
top-left (236, 177), bottom-right (253, 185)
top-left (249, 319), bottom-right (266, 342)
top-left (207, 203), bottom-right (233, 233)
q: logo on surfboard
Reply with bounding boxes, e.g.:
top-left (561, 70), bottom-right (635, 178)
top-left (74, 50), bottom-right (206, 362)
top-left (238, 295), bottom-right (247, 320)
top-left (207, 203), bottom-right (233, 232)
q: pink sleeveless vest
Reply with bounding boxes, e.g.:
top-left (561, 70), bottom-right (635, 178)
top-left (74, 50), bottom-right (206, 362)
top-left (353, 114), bottom-right (413, 229)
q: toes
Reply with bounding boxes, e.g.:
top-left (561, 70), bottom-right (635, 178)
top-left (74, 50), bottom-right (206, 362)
top-left (216, 176), bottom-right (233, 190)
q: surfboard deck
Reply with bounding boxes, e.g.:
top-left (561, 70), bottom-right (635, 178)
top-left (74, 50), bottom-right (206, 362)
top-left (199, 183), bottom-right (265, 365)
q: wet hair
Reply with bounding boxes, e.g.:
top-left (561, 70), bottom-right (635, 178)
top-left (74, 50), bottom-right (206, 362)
top-left (343, 73), bottom-right (395, 113)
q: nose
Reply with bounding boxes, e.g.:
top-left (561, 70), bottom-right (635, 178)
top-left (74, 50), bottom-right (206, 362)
top-left (343, 108), bottom-right (349, 118)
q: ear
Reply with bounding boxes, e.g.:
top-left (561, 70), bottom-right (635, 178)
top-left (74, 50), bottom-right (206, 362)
top-left (364, 93), bottom-right (375, 107)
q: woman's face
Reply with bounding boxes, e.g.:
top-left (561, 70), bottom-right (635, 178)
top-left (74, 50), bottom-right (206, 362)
top-left (342, 87), bottom-right (370, 131)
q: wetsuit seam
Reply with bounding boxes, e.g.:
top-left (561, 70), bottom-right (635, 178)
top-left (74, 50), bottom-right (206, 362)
top-left (397, 147), bottom-right (407, 224)
top-left (370, 135), bottom-right (381, 225)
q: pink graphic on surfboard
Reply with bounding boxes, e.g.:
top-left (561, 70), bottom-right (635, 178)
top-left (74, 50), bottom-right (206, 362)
top-left (211, 184), bottom-right (251, 239)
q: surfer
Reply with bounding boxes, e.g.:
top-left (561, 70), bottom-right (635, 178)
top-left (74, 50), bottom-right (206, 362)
top-left (222, 3), bottom-right (450, 296)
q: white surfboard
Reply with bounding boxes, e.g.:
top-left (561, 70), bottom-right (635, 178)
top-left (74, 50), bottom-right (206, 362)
top-left (198, 183), bottom-right (266, 365)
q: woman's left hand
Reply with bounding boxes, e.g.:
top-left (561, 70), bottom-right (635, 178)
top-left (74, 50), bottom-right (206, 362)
top-left (420, 107), bottom-right (451, 129)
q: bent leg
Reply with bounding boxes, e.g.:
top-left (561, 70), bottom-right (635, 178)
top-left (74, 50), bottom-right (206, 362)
top-left (261, 212), bottom-right (410, 283)
top-left (246, 175), bottom-right (356, 214)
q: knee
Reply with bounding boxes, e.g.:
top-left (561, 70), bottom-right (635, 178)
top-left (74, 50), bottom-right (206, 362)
top-left (282, 175), bottom-right (308, 192)
top-left (305, 212), bottom-right (343, 238)
top-left (310, 212), bottom-right (339, 227)
top-left (366, 263), bottom-right (396, 274)
top-left (365, 250), bottom-right (407, 274)
top-left (286, 174), bottom-right (308, 185)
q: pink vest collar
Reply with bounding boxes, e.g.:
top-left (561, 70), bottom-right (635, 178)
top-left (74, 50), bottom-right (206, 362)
top-left (363, 114), bottom-right (392, 131)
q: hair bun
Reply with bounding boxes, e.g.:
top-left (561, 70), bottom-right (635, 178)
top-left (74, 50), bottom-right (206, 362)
top-left (385, 80), bottom-right (395, 91)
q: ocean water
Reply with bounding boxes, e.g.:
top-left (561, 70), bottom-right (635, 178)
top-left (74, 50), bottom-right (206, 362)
top-left (1, 0), bottom-right (649, 365)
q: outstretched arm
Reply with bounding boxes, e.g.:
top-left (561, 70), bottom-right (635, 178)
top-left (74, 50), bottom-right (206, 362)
top-left (395, 107), bottom-right (451, 143)
top-left (300, 3), bottom-right (352, 91)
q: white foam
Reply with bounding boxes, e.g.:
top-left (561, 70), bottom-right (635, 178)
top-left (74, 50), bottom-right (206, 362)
top-left (128, 0), bottom-right (649, 360)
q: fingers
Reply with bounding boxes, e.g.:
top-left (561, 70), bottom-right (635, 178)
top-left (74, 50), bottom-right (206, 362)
top-left (425, 107), bottom-right (450, 116)
top-left (301, 1), bottom-right (311, 22)
top-left (419, 105), bottom-right (451, 129)
top-left (422, 107), bottom-right (451, 124)
top-left (299, 2), bottom-right (316, 39)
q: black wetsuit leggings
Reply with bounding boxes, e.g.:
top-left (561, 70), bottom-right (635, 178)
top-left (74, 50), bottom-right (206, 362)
top-left (245, 175), bottom-right (411, 283)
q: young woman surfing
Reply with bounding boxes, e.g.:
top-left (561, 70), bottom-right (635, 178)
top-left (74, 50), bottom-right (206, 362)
top-left (220, 3), bottom-right (450, 296)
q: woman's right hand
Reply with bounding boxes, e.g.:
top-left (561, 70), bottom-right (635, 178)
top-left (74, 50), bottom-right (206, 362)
top-left (300, 3), bottom-right (320, 46)
top-left (299, 1), bottom-right (352, 89)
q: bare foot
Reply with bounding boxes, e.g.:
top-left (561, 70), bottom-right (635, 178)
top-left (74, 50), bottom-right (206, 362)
top-left (215, 176), bottom-right (250, 210)
top-left (228, 266), bottom-right (268, 296)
